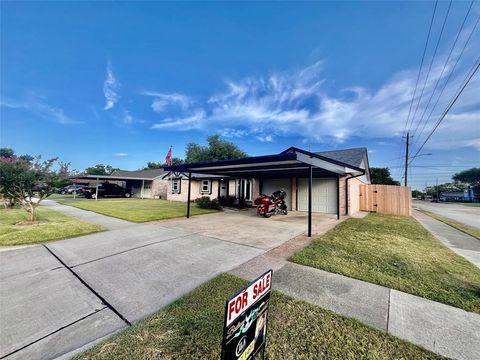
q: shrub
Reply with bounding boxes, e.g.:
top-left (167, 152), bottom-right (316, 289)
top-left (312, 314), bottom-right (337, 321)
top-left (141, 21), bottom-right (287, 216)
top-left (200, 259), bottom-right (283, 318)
top-left (219, 195), bottom-right (236, 207)
top-left (195, 196), bottom-right (221, 210)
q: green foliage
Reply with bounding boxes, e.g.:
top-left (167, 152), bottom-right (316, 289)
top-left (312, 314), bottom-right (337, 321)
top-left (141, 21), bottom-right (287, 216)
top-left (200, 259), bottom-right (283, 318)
top-left (0, 151), bottom-right (70, 221)
top-left (218, 195), bottom-right (236, 207)
top-left (412, 190), bottom-right (424, 198)
top-left (144, 158), bottom-right (184, 170)
top-left (185, 135), bottom-right (247, 163)
top-left (369, 167), bottom-right (400, 185)
top-left (453, 167), bottom-right (480, 185)
top-left (85, 164), bottom-right (116, 175)
top-left (0, 148), bottom-right (15, 158)
top-left (425, 182), bottom-right (466, 198)
top-left (194, 196), bottom-right (221, 210)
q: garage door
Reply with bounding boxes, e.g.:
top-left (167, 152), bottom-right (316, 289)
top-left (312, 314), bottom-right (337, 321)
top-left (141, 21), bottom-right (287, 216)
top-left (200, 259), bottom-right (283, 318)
top-left (261, 178), bottom-right (292, 210)
top-left (297, 178), bottom-right (337, 214)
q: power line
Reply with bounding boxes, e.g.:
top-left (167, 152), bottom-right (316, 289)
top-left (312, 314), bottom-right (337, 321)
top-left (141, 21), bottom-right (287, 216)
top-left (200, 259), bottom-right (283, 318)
top-left (411, 11), bottom-right (480, 153)
top-left (401, 0), bottom-right (439, 139)
top-left (396, 1), bottom-right (438, 182)
top-left (411, 0), bottom-right (475, 140)
top-left (408, 0), bottom-right (453, 135)
top-left (409, 56), bottom-right (480, 164)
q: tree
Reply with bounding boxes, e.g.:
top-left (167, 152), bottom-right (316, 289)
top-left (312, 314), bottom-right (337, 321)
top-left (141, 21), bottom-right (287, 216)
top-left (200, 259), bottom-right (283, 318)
top-left (0, 153), bottom-right (69, 221)
top-left (85, 164), bottom-right (116, 175)
top-left (369, 167), bottom-right (400, 185)
top-left (185, 135), bottom-right (248, 163)
top-left (452, 167), bottom-right (480, 186)
top-left (143, 158), bottom-right (184, 170)
top-left (0, 148), bottom-right (15, 158)
top-left (412, 190), bottom-right (424, 198)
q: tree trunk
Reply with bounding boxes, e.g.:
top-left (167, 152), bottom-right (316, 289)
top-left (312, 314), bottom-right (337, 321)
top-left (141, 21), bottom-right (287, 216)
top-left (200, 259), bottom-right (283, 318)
top-left (29, 203), bottom-right (37, 222)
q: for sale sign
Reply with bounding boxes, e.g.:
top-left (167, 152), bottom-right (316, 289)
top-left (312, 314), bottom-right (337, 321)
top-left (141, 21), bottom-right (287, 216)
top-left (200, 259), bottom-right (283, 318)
top-left (221, 270), bottom-right (272, 360)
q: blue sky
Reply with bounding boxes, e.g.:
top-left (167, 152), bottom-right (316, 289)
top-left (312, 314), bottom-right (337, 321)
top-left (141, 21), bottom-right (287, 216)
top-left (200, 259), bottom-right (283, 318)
top-left (1, 1), bottom-right (479, 189)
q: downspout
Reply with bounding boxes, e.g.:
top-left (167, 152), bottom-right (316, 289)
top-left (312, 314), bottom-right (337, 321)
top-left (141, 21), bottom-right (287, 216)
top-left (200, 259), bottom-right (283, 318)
top-left (345, 171), bottom-right (366, 215)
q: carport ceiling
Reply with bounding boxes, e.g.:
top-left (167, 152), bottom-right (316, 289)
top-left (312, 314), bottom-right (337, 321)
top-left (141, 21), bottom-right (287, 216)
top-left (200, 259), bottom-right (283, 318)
top-left (165, 148), bottom-right (363, 178)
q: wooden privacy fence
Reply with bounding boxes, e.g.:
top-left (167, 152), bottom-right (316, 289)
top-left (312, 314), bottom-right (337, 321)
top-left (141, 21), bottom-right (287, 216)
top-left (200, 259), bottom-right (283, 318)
top-left (360, 185), bottom-right (412, 216)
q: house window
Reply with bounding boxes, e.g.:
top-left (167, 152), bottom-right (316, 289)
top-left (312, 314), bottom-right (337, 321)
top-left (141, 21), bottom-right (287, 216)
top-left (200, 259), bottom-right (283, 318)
top-left (172, 179), bottom-right (181, 194)
top-left (201, 180), bottom-right (211, 194)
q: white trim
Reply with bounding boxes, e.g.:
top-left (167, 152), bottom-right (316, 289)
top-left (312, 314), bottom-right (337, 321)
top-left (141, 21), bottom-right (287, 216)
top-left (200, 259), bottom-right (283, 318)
top-left (172, 179), bottom-right (181, 194)
top-left (200, 179), bottom-right (211, 194)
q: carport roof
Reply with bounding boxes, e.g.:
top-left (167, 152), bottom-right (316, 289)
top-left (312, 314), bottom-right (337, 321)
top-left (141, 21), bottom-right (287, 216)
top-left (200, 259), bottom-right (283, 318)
top-left (164, 147), bottom-right (365, 178)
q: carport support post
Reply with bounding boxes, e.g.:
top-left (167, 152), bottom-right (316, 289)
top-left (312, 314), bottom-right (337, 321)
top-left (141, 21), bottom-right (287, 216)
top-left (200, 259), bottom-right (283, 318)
top-left (141, 180), bottom-right (145, 199)
top-left (186, 172), bottom-right (192, 218)
top-left (95, 177), bottom-right (99, 201)
top-left (337, 176), bottom-right (340, 220)
top-left (308, 165), bottom-right (312, 237)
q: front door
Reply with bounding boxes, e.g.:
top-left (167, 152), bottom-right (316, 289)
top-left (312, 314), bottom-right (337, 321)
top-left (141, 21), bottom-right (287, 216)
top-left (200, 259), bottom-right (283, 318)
top-left (219, 180), bottom-right (228, 197)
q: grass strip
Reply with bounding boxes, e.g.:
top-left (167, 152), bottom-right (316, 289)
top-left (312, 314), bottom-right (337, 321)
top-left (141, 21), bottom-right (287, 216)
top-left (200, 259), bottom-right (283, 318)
top-left (0, 207), bottom-right (104, 246)
top-left (60, 199), bottom-right (218, 222)
top-left (75, 273), bottom-right (441, 360)
top-left (417, 209), bottom-right (480, 240)
top-left (290, 213), bottom-right (480, 314)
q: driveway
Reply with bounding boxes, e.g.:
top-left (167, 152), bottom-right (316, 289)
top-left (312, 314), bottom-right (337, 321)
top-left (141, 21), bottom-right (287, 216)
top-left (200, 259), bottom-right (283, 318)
top-left (1, 209), bottom-right (334, 360)
top-left (413, 200), bottom-right (480, 230)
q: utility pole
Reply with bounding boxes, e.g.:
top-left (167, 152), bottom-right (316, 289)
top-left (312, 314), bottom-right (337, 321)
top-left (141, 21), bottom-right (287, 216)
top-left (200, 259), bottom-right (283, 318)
top-left (436, 178), bottom-right (439, 201)
top-left (404, 131), bottom-right (410, 186)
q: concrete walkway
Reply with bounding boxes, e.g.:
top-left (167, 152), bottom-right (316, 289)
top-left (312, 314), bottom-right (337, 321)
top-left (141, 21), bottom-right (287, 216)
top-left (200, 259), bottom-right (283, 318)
top-left (413, 209), bottom-right (480, 268)
top-left (1, 203), bottom-right (337, 360)
top-left (229, 228), bottom-right (480, 360)
top-left (41, 199), bottom-right (133, 230)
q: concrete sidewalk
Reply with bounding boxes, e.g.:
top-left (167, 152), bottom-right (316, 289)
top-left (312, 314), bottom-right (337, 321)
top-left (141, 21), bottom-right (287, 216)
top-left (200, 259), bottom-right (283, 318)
top-left (413, 209), bottom-right (480, 268)
top-left (41, 200), bottom-right (133, 230)
top-left (229, 237), bottom-right (480, 360)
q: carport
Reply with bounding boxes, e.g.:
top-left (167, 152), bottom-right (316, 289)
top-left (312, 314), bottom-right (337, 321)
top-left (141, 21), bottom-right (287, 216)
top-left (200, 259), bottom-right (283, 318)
top-left (165, 147), bottom-right (364, 237)
top-left (70, 174), bottom-right (153, 199)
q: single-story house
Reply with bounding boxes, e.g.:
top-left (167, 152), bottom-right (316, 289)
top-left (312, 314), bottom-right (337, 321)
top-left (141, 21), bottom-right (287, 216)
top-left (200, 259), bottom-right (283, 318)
top-left (71, 168), bottom-right (169, 199)
top-left (164, 147), bottom-right (371, 222)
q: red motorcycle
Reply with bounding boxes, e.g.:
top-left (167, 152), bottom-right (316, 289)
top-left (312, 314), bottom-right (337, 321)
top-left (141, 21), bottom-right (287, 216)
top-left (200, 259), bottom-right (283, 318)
top-left (254, 190), bottom-right (288, 218)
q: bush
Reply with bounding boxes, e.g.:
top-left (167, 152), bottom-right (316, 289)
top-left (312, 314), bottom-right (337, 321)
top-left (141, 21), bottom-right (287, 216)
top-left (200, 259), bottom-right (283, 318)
top-left (195, 196), bottom-right (221, 210)
top-left (219, 195), bottom-right (236, 207)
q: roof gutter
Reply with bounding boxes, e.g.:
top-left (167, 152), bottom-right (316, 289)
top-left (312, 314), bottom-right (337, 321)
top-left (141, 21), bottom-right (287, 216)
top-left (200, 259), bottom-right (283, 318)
top-left (345, 170), bottom-right (366, 215)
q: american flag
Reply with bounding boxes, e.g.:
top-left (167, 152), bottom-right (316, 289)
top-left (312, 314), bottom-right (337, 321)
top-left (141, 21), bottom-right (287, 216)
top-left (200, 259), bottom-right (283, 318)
top-left (165, 147), bottom-right (172, 166)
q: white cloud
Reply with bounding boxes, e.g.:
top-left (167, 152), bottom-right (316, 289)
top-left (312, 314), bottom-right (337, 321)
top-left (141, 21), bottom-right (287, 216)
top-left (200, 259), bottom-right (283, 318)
top-left (148, 25), bottom-right (479, 152)
top-left (257, 135), bottom-right (274, 142)
top-left (141, 91), bottom-right (191, 113)
top-left (103, 60), bottom-right (120, 110)
top-left (1, 96), bottom-right (81, 125)
top-left (151, 110), bottom-right (205, 130)
top-left (113, 153), bottom-right (128, 158)
top-left (122, 109), bottom-right (133, 124)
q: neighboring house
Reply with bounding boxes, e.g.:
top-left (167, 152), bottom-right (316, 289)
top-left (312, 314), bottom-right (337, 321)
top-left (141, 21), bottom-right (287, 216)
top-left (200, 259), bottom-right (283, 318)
top-left (440, 189), bottom-right (476, 202)
top-left (110, 169), bottom-right (168, 198)
top-left (72, 168), bottom-right (169, 199)
top-left (164, 147), bottom-right (371, 217)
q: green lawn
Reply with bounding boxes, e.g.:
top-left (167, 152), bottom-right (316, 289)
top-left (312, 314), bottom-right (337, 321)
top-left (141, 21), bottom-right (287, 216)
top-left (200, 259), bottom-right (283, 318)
top-left (0, 207), bottom-right (105, 246)
top-left (47, 193), bottom-right (83, 200)
top-left (75, 274), bottom-right (440, 360)
top-left (60, 198), bottom-right (219, 222)
top-left (290, 213), bottom-right (480, 314)
top-left (417, 209), bottom-right (480, 240)
top-left (462, 203), bottom-right (480, 207)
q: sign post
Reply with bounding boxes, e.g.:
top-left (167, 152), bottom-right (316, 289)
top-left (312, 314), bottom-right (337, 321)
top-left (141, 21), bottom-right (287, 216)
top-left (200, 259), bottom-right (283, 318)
top-left (221, 270), bottom-right (272, 360)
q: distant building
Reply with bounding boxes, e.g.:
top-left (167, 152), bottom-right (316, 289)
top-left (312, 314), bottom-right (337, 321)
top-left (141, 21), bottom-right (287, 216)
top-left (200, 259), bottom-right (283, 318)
top-left (439, 188), bottom-right (476, 202)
